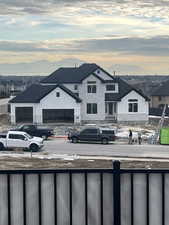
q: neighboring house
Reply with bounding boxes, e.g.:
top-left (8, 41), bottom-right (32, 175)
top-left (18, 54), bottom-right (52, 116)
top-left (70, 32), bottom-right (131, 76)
top-left (151, 79), bottom-right (169, 109)
top-left (9, 63), bottom-right (149, 124)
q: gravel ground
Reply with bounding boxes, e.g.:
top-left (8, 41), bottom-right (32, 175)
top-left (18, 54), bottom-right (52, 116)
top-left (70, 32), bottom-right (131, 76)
top-left (0, 156), bottom-right (168, 170)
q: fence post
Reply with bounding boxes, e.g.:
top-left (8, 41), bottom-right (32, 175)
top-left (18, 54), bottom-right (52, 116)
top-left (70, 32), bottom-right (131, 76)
top-left (113, 161), bottom-right (121, 225)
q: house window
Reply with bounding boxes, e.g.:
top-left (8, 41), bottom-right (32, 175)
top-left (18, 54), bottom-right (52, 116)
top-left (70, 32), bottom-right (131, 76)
top-left (106, 84), bottom-right (115, 91)
top-left (74, 85), bottom-right (78, 90)
top-left (128, 99), bottom-right (138, 112)
top-left (87, 103), bottom-right (97, 114)
top-left (56, 92), bottom-right (60, 97)
top-left (87, 81), bottom-right (96, 93)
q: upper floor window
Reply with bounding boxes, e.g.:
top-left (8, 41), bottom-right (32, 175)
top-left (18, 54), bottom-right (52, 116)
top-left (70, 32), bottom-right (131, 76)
top-left (106, 84), bottom-right (115, 91)
top-left (87, 81), bottom-right (96, 93)
top-left (56, 92), bottom-right (60, 97)
top-left (74, 85), bottom-right (78, 90)
top-left (128, 99), bottom-right (138, 112)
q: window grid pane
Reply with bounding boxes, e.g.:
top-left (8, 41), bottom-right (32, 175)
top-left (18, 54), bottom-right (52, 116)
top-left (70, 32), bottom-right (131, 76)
top-left (87, 103), bottom-right (97, 114)
top-left (87, 85), bottom-right (96, 93)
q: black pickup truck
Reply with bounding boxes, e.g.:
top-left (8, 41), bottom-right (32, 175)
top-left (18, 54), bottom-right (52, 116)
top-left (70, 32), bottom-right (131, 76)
top-left (68, 127), bottom-right (116, 144)
top-left (11, 124), bottom-right (54, 140)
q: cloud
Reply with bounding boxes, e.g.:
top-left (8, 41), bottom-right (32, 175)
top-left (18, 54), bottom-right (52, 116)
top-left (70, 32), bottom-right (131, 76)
top-left (0, 58), bottom-right (85, 75)
top-left (1, 0), bottom-right (169, 20)
top-left (1, 35), bottom-right (169, 56)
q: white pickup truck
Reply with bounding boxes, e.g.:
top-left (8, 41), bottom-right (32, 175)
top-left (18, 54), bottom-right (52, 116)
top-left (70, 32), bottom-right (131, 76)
top-left (0, 131), bottom-right (44, 152)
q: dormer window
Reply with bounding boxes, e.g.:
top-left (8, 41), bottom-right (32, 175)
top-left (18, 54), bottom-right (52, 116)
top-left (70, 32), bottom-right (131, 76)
top-left (106, 84), bottom-right (115, 91)
top-left (56, 92), bottom-right (60, 97)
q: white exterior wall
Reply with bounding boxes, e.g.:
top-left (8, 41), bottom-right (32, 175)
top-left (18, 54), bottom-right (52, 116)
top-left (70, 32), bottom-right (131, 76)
top-left (36, 87), bottom-right (81, 124)
top-left (10, 103), bottom-right (37, 124)
top-left (10, 87), bottom-right (81, 124)
top-left (79, 75), bottom-right (105, 121)
top-left (117, 91), bottom-right (149, 122)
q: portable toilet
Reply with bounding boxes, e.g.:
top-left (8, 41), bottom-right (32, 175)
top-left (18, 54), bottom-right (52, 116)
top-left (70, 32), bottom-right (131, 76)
top-left (160, 128), bottom-right (169, 144)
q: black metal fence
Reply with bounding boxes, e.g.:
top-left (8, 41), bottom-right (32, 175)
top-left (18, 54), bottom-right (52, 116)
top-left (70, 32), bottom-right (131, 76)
top-left (0, 161), bottom-right (168, 225)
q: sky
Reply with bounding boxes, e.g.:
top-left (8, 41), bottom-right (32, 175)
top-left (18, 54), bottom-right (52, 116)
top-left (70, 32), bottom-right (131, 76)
top-left (1, 0), bottom-right (169, 75)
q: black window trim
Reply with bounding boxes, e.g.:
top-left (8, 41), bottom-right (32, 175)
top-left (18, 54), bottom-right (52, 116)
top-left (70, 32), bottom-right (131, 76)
top-left (106, 84), bottom-right (116, 91)
top-left (87, 103), bottom-right (98, 114)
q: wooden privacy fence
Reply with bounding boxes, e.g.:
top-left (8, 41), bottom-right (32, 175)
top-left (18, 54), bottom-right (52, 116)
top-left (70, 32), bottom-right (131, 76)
top-left (0, 161), bottom-right (169, 225)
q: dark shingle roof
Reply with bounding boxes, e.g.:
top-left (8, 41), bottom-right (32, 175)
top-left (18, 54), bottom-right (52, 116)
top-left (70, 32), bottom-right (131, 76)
top-left (41, 63), bottom-right (114, 84)
top-left (9, 84), bottom-right (81, 103)
top-left (151, 79), bottom-right (169, 96)
top-left (105, 77), bottom-right (150, 101)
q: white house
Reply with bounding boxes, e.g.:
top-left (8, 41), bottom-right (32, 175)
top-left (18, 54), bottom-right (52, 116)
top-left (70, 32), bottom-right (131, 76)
top-left (9, 63), bottom-right (149, 124)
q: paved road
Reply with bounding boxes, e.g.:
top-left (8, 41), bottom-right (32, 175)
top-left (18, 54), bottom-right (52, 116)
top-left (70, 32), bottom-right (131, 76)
top-left (43, 139), bottom-right (169, 159)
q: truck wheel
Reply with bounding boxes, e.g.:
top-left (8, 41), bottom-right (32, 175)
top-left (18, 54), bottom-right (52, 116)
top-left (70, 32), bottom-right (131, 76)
top-left (0, 143), bottom-right (4, 150)
top-left (72, 137), bottom-right (78, 143)
top-left (102, 138), bottom-right (108, 144)
top-left (29, 144), bottom-right (39, 152)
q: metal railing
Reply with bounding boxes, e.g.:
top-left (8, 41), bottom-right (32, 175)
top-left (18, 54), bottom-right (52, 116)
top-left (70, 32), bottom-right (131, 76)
top-left (0, 161), bottom-right (168, 225)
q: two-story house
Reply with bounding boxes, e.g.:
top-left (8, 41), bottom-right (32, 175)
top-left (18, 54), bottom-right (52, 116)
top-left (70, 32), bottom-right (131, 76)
top-left (9, 63), bottom-right (149, 124)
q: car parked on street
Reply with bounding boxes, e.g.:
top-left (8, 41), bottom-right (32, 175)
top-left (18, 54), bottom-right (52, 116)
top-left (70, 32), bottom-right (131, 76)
top-left (68, 127), bottom-right (116, 144)
top-left (11, 124), bottom-right (54, 140)
top-left (0, 131), bottom-right (44, 151)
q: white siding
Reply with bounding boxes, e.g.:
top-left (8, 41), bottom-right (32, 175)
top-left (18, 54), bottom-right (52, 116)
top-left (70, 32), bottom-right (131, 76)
top-left (117, 91), bottom-right (149, 122)
top-left (80, 75), bottom-right (105, 121)
top-left (10, 103), bottom-right (36, 124)
top-left (10, 87), bottom-right (81, 124)
top-left (36, 87), bottom-right (80, 124)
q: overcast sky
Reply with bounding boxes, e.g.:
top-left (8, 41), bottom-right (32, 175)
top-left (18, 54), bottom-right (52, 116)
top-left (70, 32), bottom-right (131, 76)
top-left (1, 0), bottom-right (169, 75)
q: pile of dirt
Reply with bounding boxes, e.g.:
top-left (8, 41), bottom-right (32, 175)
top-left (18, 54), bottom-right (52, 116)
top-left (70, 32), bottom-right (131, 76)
top-left (0, 114), bottom-right (10, 125)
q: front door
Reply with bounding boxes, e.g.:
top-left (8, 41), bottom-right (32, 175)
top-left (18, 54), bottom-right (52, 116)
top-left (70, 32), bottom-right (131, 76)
top-left (105, 102), bottom-right (117, 116)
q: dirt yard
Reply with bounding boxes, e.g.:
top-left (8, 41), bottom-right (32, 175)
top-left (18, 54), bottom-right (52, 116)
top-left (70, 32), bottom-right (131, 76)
top-left (0, 156), bottom-right (169, 170)
top-left (0, 114), bottom-right (169, 170)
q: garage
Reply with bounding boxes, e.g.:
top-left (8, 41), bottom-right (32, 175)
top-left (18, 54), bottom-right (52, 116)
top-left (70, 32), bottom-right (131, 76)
top-left (15, 107), bottom-right (33, 123)
top-left (43, 109), bottom-right (74, 123)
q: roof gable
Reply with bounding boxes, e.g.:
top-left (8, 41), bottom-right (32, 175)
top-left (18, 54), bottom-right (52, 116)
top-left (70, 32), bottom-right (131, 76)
top-left (40, 63), bottom-right (115, 84)
top-left (9, 84), bottom-right (81, 103)
top-left (105, 77), bottom-right (149, 101)
top-left (9, 84), bottom-right (57, 103)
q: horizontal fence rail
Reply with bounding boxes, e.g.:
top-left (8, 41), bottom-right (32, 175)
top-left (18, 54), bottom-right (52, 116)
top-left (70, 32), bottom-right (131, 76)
top-left (0, 162), bottom-right (169, 225)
